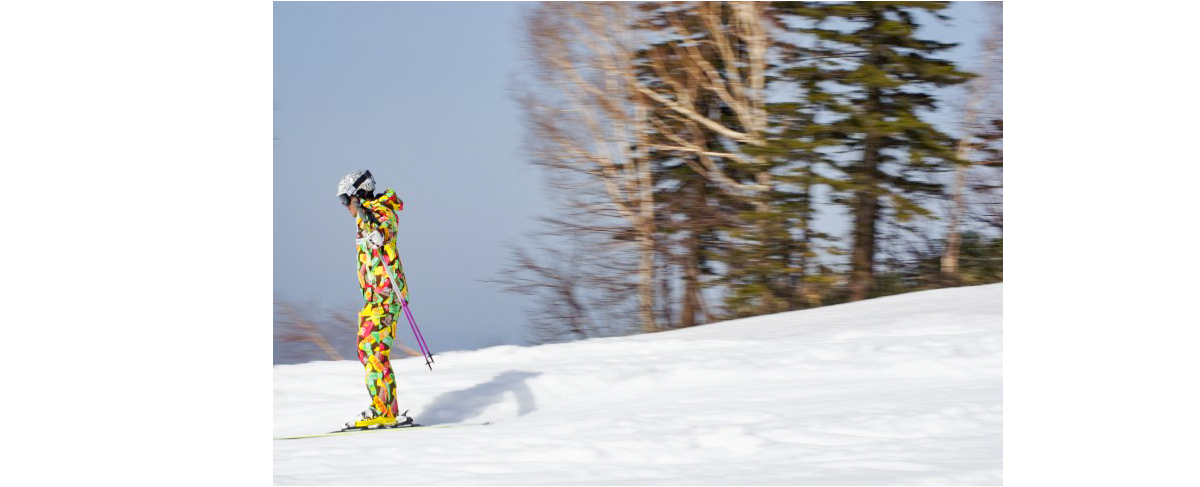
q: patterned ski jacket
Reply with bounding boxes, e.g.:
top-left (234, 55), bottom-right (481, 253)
top-left (354, 189), bottom-right (409, 309)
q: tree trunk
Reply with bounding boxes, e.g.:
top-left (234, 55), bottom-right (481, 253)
top-left (680, 232), bottom-right (701, 327)
top-left (941, 85), bottom-right (982, 286)
top-left (941, 159), bottom-right (968, 284)
top-left (942, 4), bottom-right (999, 284)
top-left (849, 189), bottom-right (879, 301)
top-left (849, 110), bottom-right (882, 302)
top-left (848, 74), bottom-right (889, 302)
top-left (799, 174), bottom-right (819, 308)
top-left (637, 233), bottom-right (657, 333)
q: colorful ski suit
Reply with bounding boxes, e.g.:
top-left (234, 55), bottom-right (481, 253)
top-left (353, 189), bottom-right (408, 418)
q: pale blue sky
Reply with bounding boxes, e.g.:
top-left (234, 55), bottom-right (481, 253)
top-left (273, 1), bottom-right (991, 354)
top-left (274, 1), bottom-right (545, 352)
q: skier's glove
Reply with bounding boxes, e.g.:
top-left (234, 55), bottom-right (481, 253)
top-left (355, 200), bottom-right (378, 226)
top-left (364, 230), bottom-right (384, 249)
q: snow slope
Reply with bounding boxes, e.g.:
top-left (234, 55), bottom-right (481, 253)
top-left (274, 283), bottom-right (1002, 485)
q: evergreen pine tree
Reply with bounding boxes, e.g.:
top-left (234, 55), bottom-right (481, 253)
top-left (720, 92), bottom-right (842, 317)
top-left (771, 1), bottom-right (973, 301)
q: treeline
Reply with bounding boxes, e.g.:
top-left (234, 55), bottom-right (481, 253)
top-left (273, 295), bottom-right (422, 364)
top-left (497, 1), bottom-right (1003, 344)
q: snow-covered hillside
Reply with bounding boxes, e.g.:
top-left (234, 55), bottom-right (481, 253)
top-left (274, 284), bottom-right (1002, 485)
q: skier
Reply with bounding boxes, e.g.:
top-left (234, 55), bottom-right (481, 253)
top-left (336, 169), bottom-right (411, 430)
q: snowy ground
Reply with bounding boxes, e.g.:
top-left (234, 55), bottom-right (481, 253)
top-left (274, 284), bottom-right (1002, 485)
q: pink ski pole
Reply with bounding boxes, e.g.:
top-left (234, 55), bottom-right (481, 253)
top-left (401, 299), bottom-right (434, 370)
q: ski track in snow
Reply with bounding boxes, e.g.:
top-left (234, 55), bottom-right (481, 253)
top-left (274, 284), bottom-right (1002, 485)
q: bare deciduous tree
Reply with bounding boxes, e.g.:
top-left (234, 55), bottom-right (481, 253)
top-left (274, 296), bottom-right (421, 364)
top-left (522, 2), bottom-right (661, 332)
top-left (637, 1), bottom-right (773, 201)
top-left (942, 1), bottom-right (1003, 281)
top-left (969, 118), bottom-right (1003, 231)
top-left (494, 229), bottom-right (639, 344)
top-left (274, 295), bottom-right (342, 362)
top-left (517, 2), bottom-right (776, 336)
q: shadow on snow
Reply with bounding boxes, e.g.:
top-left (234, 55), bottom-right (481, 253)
top-left (419, 370), bottom-right (542, 425)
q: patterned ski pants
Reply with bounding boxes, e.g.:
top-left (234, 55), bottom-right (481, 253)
top-left (357, 302), bottom-right (399, 418)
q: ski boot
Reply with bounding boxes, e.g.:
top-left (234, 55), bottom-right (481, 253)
top-left (343, 408), bottom-right (414, 431)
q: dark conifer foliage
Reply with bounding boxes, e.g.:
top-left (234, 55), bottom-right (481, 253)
top-left (769, 1), bottom-right (973, 300)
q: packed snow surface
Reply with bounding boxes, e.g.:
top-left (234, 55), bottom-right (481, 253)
top-left (274, 284), bottom-right (1002, 485)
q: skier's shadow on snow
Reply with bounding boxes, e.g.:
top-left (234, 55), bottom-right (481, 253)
top-left (419, 370), bottom-right (541, 425)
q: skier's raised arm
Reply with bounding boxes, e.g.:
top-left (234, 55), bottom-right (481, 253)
top-left (359, 189), bottom-right (404, 246)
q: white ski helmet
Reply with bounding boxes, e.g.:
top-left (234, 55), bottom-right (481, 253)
top-left (336, 170), bottom-right (375, 205)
